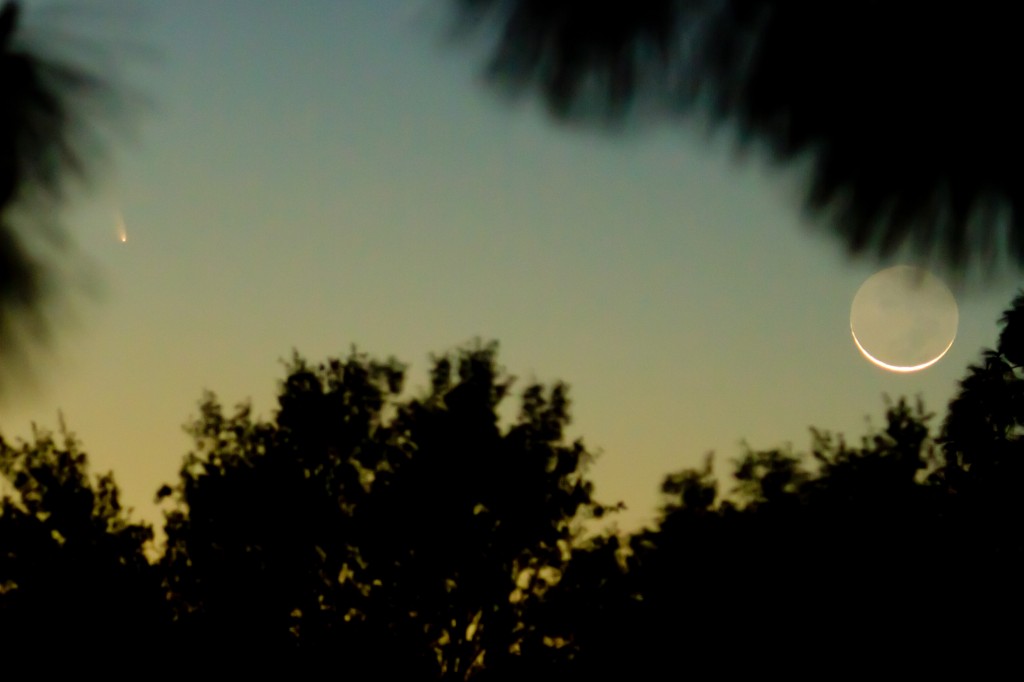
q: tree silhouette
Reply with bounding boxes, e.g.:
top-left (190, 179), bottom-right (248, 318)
top-left (451, 1), bottom-right (1022, 272)
top-left (2, 330), bottom-right (1024, 669)
top-left (0, 425), bottom-right (166, 655)
top-left (571, 396), bottom-right (1002, 673)
top-left (7, 328), bottom-right (1024, 668)
top-left (937, 292), bottom-right (1024, 611)
top-left (158, 341), bottom-right (604, 674)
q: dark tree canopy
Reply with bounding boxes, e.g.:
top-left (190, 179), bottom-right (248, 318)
top-left (452, 1), bottom-right (1023, 273)
top-left (941, 290), bottom-right (1024, 508)
top-left (5, 320), bottom-right (1024, 670)
top-left (157, 342), bottom-right (603, 673)
top-left (0, 426), bottom-right (166, 655)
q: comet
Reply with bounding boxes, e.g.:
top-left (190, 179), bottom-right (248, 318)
top-left (116, 210), bottom-right (128, 243)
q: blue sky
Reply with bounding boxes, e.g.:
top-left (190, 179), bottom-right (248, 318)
top-left (4, 0), bottom-right (1020, 532)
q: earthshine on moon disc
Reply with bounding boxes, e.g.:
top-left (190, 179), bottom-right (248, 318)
top-left (850, 266), bottom-right (958, 373)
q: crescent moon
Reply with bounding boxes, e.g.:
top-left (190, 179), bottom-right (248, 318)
top-left (850, 265), bottom-right (958, 373)
top-left (850, 325), bottom-right (955, 373)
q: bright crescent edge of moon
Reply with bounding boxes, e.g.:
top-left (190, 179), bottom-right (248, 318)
top-left (850, 325), bottom-right (956, 373)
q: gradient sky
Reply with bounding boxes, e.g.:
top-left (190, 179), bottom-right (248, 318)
top-left (3, 0), bottom-right (1020, 533)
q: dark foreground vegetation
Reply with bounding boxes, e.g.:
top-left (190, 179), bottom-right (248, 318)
top-left (4, 296), bottom-right (1024, 674)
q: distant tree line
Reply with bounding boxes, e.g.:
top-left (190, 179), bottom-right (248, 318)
top-left (4, 298), bottom-right (1024, 673)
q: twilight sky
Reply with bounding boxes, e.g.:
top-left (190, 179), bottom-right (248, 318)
top-left (3, 0), bottom-right (1020, 532)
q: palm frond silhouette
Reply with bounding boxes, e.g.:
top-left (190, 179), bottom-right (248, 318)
top-left (453, 1), bottom-right (1022, 272)
top-left (0, 0), bottom-right (127, 385)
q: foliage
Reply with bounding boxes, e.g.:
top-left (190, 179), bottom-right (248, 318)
top-left (0, 424), bottom-right (164, 653)
top-left (159, 341), bottom-right (602, 674)
top-left (531, 381), bottom-right (1022, 674)
top-left (6, 306), bottom-right (1024, 669)
top-left (942, 291), bottom-right (1024, 492)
